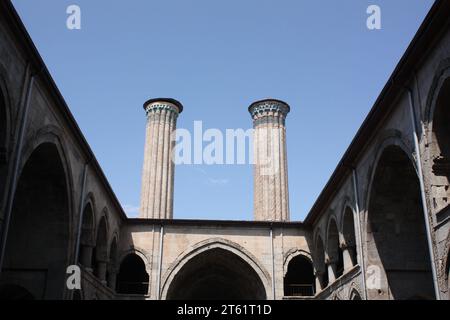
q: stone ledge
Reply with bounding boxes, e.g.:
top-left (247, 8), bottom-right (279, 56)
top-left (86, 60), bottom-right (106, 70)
top-left (315, 265), bottom-right (361, 300)
top-left (80, 265), bottom-right (115, 300)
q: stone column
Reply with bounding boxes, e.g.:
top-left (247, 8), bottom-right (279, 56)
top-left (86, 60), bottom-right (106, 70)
top-left (80, 244), bottom-right (93, 272)
top-left (97, 260), bottom-right (108, 285)
top-left (107, 268), bottom-right (117, 290)
top-left (326, 257), bottom-right (337, 284)
top-left (140, 98), bottom-right (183, 219)
top-left (249, 99), bottom-right (290, 221)
top-left (341, 242), bottom-right (356, 272)
top-left (314, 270), bottom-right (325, 293)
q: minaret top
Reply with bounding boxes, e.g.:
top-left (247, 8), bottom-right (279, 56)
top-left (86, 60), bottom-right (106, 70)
top-left (248, 99), bottom-right (290, 119)
top-left (143, 98), bottom-right (184, 114)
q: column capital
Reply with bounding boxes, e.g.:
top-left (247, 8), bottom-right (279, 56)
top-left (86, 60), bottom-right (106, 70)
top-left (248, 98), bottom-right (290, 120)
top-left (143, 98), bottom-right (183, 116)
top-left (325, 257), bottom-right (337, 266)
top-left (340, 242), bottom-right (349, 250)
top-left (314, 269), bottom-right (325, 277)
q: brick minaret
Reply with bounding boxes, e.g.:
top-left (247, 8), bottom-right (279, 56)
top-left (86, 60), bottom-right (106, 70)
top-left (249, 99), bottom-right (290, 221)
top-left (140, 98), bottom-right (183, 219)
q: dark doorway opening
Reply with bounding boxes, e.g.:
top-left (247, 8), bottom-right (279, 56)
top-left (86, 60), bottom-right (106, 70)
top-left (166, 248), bottom-right (266, 300)
top-left (0, 143), bottom-right (70, 299)
top-left (116, 254), bottom-right (149, 295)
top-left (367, 146), bottom-right (434, 300)
top-left (284, 255), bottom-right (315, 297)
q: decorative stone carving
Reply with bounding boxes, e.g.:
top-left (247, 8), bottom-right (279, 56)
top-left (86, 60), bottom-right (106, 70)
top-left (249, 100), bottom-right (290, 119)
top-left (144, 102), bottom-right (180, 118)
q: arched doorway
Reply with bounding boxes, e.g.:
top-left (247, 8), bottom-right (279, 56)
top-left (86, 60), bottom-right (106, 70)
top-left (431, 78), bottom-right (450, 171)
top-left (367, 145), bottom-right (434, 300)
top-left (166, 248), bottom-right (267, 300)
top-left (284, 255), bottom-right (315, 297)
top-left (342, 207), bottom-right (357, 269)
top-left (116, 253), bottom-right (149, 295)
top-left (430, 77), bottom-right (450, 221)
top-left (0, 143), bottom-right (70, 299)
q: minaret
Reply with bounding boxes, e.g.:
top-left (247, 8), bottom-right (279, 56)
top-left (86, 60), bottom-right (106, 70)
top-left (249, 99), bottom-right (290, 221)
top-left (140, 98), bottom-right (183, 219)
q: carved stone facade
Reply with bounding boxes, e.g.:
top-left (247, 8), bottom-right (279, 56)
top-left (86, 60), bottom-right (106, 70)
top-left (0, 0), bottom-right (449, 300)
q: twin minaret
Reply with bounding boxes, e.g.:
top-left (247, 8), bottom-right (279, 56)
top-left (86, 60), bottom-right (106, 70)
top-left (249, 99), bottom-right (290, 221)
top-left (140, 98), bottom-right (182, 219)
top-left (139, 98), bottom-right (290, 221)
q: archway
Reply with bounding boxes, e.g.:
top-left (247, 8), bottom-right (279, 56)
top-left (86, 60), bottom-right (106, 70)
top-left (284, 255), bottom-right (315, 297)
top-left (166, 248), bottom-right (266, 300)
top-left (367, 145), bottom-right (434, 300)
top-left (430, 77), bottom-right (450, 218)
top-left (342, 207), bottom-right (357, 269)
top-left (116, 253), bottom-right (149, 295)
top-left (327, 219), bottom-right (344, 280)
top-left (431, 78), bottom-right (450, 168)
top-left (0, 143), bottom-right (70, 299)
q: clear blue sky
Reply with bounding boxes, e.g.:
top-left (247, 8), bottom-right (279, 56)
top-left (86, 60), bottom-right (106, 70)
top-left (12, 0), bottom-right (434, 220)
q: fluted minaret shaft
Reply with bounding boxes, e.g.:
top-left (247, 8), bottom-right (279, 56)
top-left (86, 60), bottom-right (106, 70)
top-left (249, 99), bottom-right (290, 221)
top-left (140, 98), bottom-right (183, 219)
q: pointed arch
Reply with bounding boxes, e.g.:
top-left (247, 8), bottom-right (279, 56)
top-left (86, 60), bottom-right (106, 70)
top-left (283, 250), bottom-right (315, 297)
top-left (161, 238), bottom-right (271, 300)
top-left (1, 142), bottom-right (72, 299)
top-left (366, 144), bottom-right (434, 300)
top-left (116, 252), bottom-right (149, 295)
top-left (425, 63), bottom-right (450, 198)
